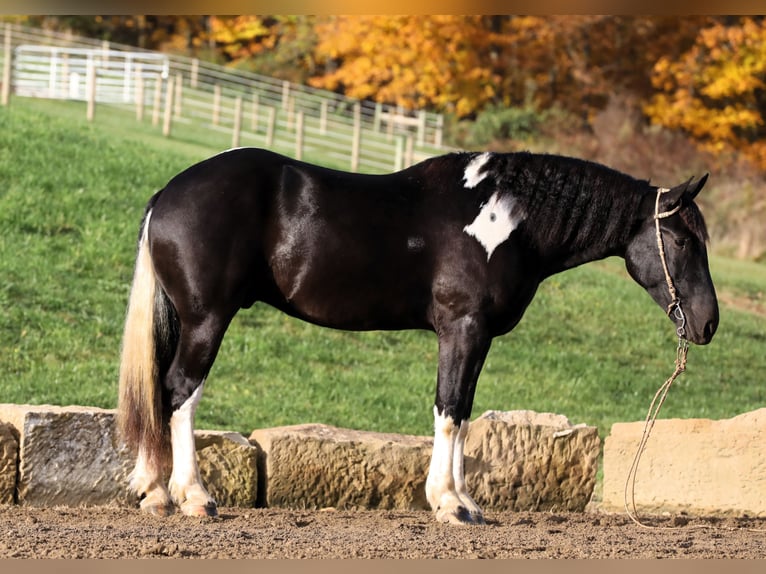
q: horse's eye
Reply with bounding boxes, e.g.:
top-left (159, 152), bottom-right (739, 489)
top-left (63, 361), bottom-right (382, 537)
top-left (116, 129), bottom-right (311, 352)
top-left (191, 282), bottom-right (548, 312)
top-left (674, 238), bottom-right (688, 249)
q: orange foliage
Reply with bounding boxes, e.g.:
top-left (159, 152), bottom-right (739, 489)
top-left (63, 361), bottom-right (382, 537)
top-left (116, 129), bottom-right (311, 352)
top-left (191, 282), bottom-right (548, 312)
top-left (645, 17), bottom-right (766, 169)
top-left (310, 16), bottom-right (512, 117)
top-left (208, 16), bottom-right (274, 60)
top-left (309, 16), bottom-right (705, 120)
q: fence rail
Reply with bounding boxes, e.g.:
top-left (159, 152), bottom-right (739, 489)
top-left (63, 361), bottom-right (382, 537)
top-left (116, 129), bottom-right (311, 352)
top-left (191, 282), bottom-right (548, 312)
top-left (1, 22), bottom-right (451, 173)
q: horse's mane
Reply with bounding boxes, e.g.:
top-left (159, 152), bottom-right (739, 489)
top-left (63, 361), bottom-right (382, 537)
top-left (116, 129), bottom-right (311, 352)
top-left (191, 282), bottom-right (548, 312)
top-left (490, 152), bottom-right (650, 251)
top-left (424, 151), bottom-right (709, 251)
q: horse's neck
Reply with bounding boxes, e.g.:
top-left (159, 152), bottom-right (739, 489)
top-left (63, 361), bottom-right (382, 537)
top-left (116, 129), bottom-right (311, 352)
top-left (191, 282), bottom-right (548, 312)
top-left (528, 186), bottom-right (644, 277)
top-left (543, 240), bottom-right (626, 277)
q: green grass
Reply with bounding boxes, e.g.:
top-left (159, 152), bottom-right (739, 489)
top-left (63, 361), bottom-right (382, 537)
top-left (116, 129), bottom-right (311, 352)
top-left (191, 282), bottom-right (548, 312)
top-left (1, 97), bottom-right (764, 442)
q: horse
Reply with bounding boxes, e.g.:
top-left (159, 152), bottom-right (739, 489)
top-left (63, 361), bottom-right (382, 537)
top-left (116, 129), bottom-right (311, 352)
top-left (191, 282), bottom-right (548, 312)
top-left (117, 147), bottom-right (718, 524)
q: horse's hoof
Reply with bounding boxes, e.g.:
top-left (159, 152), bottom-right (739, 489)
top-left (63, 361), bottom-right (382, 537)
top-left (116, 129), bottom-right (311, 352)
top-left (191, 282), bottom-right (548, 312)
top-left (140, 502), bottom-right (175, 517)
top-left (180, 501), bottom-right (218, 518)
top-left (435, 505), bottom-right (483, 526)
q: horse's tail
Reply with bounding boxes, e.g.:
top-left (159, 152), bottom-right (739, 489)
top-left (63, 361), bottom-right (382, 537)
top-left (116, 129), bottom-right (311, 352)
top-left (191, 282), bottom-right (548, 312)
top-left (117, 197), bottom-right (178, 470)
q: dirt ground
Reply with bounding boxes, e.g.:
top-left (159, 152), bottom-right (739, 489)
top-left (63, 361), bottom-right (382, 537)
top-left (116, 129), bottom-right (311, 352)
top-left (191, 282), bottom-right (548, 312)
top-left (0, 504), bottom-right (764, 559)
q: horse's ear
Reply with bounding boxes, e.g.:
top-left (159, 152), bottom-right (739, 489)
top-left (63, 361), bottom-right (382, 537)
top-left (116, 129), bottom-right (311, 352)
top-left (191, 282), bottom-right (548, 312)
top-left (660, 177), bottom-right (693, 208)
top-left (688, 173), bottom-right (709, 200)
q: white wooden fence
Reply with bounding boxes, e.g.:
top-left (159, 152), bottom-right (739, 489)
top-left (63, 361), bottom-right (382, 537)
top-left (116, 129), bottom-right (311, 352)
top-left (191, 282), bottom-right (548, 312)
top-left (0, 23), bottom-right (450, 173)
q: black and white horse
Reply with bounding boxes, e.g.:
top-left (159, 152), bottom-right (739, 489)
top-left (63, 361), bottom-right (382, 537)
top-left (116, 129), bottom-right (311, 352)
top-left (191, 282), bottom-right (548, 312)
top-left (118, 148), bottom-right (718, 524)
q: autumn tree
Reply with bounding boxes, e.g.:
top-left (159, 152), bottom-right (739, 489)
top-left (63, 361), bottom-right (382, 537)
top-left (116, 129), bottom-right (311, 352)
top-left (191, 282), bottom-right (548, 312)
top-left (309, 15), bottom-right (707, 120)
top-left (645, 17), bottom-right (766, 169)
top-left (492, 16), bottom-right (706, 119)
top-left (207, 15), bottom-right (318, 83)
top-left (310, 15), bottom-right (515, 117)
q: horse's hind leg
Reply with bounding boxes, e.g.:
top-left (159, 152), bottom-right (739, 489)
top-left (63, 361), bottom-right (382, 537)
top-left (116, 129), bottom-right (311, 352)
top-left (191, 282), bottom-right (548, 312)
top-left (131, 445), bottom-right (174, 516)
top-left (164, 313), bottom-right (232, 517)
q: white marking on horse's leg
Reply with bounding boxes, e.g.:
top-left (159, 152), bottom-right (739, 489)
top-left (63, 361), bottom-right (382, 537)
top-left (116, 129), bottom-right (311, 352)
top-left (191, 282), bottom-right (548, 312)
top-left (463, 192), bottom-right (525, 261)
top-left (129, 445), bottom-right (173, 516)
top-left (168, 382), bottom-right (217, 516)
top-left (453, 419), bottom-right (484, 523)
top-left (463, 152), bottom-right (492, 188)
top-left (426, 407), bottom-right (475, 524)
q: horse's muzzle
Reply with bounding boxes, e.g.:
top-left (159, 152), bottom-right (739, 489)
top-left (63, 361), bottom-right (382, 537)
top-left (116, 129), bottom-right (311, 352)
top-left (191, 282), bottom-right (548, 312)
top-left (687, 316), bottom-right (718, 346)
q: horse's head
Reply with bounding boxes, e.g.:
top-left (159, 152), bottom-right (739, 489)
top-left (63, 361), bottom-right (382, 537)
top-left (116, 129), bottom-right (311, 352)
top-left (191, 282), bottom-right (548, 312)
top-left (624, 175), bottom-right (718, 345)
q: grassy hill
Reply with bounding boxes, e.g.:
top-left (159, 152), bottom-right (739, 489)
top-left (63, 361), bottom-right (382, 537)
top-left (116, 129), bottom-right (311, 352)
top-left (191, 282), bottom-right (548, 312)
top-left (1, 97), bottom-right (764, 440)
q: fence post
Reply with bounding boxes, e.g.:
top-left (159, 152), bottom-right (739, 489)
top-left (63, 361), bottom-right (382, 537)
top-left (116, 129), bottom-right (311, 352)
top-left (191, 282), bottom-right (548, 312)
top-left (162, 75), bottom-right (175, 137)
top-left (265, 106), bottom-right (276, 148)
top-left (251, 91), bottom-right (259, 132)
top-left (319, 100), bottom-right (328, 135)
top-left (405, 135), bottom-right (414, 168)
top-left (417, 110), bottom-right (426, 146)
top-left (190, 58), bottom-right (199, 88)
top-left (151, 74), bottom-right (162, 126)
top-left (373, 102), bottom-right (382, 132)
top-left (1, 23), bottom-right (12, 106)
top-left (287, 96), bottom-right (295, 131)
top-left (60, 53), bottom-right (69, 99)
top-left (351, 102), bottom-right (361, 172)
top-left (212, 84), bottom-right (221, 125)
top-left (173, 73), bottom-right (182, 118)
top-left (86, 59), bottom-right (96, 122)
top-left (281, 81), bottom-right (290, 111)
top-left (232, 95), bottom-right (242, 148)
top-left (295, 111), bottom-right (304, 160)
top-left (434, 114), bottom-right (443, 147)
top-left (394, 136), bottom-right (404, 171)
top-left (135, 64), bottom-right (144, 121)
top-left (386, 106), bottom-right (394, 141)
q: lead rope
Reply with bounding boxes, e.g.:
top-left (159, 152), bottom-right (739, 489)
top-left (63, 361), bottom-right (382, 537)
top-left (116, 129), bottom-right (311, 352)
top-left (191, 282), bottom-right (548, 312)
top-left (623, 187), bottom-right (688, 529)
top-left (623, 188), bottom-right (765, 534)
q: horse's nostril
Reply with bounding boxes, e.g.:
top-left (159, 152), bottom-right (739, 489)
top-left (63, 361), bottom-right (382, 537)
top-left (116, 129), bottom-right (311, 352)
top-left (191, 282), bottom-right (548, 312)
top-left (704, 319), bottom-right (718, 341)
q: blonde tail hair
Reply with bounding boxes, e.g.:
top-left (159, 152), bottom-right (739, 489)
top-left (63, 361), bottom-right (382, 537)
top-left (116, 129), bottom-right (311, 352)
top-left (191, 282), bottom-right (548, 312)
top-left (117, 209), bottom-right (170, 469)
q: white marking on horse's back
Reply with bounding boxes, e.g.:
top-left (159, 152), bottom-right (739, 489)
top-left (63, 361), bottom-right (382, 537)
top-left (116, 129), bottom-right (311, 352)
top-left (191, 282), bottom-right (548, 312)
top-left (463, 152), bottom-right (492, 188)
top-left (463, 192), bottom-right (525, 261)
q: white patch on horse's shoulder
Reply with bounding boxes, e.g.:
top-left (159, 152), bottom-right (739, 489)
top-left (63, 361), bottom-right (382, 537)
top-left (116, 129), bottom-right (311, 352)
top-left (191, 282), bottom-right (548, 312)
top-left (463, 192), bottom-right (524, 261)
top-left (407, 236), bottom-right (426, 252)
top-left (463, 152), bottom-right (492, 189)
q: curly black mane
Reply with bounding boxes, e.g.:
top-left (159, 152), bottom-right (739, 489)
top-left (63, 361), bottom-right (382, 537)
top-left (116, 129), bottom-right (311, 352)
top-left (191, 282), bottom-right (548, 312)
top-left (488, 152), bottom-right (651, 251)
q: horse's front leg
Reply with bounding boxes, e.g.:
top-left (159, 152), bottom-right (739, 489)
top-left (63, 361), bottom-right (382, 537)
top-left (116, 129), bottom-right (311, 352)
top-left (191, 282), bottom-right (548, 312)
top-left (426, 315), bottom-right (491, 525)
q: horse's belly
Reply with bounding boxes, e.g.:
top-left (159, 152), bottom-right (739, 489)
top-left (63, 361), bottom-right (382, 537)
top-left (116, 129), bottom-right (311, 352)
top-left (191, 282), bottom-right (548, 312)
top-left (267, 245), bottom-right (430, 330)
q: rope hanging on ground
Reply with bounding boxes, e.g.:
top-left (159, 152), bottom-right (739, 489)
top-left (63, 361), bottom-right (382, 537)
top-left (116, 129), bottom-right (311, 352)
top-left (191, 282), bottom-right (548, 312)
top-left (623, 186), bottom-right (687, 529)
top-left (623, 187), bottom-right (766, 533)
top-left (623, 337), bottom-right (687, 529)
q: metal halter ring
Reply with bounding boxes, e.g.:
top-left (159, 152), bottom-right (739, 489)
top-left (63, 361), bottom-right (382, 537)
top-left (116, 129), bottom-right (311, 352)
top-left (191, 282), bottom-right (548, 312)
top-left (669, 300), bottom-right (687, 340)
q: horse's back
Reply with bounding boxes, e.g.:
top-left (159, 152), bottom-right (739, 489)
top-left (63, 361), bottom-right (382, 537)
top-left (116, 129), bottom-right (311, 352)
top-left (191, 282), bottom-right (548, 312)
top-left (146, 148), bottom-right (442, 329)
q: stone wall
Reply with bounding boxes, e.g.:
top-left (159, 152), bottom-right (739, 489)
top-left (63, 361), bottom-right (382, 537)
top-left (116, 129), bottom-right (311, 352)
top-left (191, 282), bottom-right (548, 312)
top-left (464, 411), bottom-right (599, 512)
top-left (0, 404), bottom-right (261, 508)
top-left (5, 402), bottom-right (763, 517)
top-left (602, 408), bottom-right (766, 517)
top-left (0, 422), bottom-right (17, 505)
top-left (0, 404), bottom-right (599, 512)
